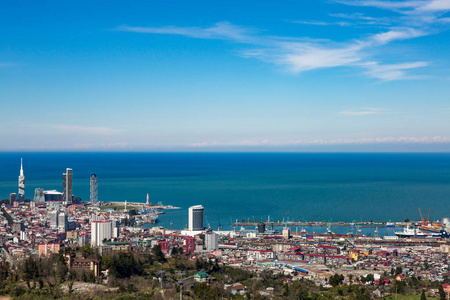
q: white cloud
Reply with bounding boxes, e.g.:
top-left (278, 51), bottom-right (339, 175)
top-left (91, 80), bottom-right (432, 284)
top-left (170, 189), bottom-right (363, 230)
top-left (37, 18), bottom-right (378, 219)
top-left (338, 107), bottom-right (386, 116)
top-left (122, 20), bottom-right (435, 80)
top-left (276, 43), bottom-right (363, 72)
top-left (361, 61), bottom-right (428, 80)
top-left (292, 20), bottom-right (331, 26)
top-left (119, 0), bottom-right (450, 81)
top-left (372, 28), bottom-right (425, 44)
top-left (189, 136), bottom-right (450, 147)
top-left (119, 22), bottom-right (252, 42)
top-left (333, 1), bottom-right (424, 11)
top-left (335, 0), bottom-right (450, 14)
top-left (419, 0), bottom-right (450, 11)
top-left (52, 124), bottom-right (124, 135)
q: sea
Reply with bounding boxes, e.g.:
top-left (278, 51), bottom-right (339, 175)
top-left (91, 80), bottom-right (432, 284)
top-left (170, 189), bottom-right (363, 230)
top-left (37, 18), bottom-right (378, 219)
top-left (1, 152), bottom-right (450, 235)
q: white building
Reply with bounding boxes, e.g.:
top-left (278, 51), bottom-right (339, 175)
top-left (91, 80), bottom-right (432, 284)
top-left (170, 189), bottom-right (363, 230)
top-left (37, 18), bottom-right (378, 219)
top-left (282, 227), bottom-right (291, 239)
top-left (91, 220), bottom-right (113, 247)
top-left (49, 211), bottom-right (59, 229)
top-left (58, 212), bottom-right (68, 232)
top-left (18, 158), bottom-right (25, 201)
top-left (188, 205), bottom-right (204, 231)
top-left (205, 231), bottom-right (219, 251)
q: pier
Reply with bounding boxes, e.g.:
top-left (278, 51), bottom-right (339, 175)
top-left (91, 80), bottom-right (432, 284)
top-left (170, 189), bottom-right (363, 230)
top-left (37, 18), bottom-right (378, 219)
top-left (233, 221), bottom-right (401, 227)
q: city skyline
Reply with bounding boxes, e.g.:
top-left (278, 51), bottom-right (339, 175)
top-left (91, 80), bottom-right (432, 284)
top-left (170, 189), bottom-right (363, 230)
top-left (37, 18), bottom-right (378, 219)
top-left (1, 1), bottom-right (450, 152)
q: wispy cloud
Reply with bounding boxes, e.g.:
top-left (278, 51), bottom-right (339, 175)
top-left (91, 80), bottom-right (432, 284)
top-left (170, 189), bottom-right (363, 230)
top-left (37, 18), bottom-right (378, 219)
top-left (361, 61), bottom-right (428, 80)
top-left (417, 0), bottom-right (450, 12)
top-left (292, 20), bottom-right (332, 26)
top-left (334, 0), bottom-right (450, 14)
top-left (291, 20), bottom-right (353, 27)
top-left (332, 1), bottom-right (424, 11)
top-left (338, 107), bottom-right (386, 116)
top-left (190, 136), bottom-right (450, 147)
top-left (52, 124), bottom-right (124, 135)
top-left (331, 12), bottom-right (388, 21)
top-left (371, 28), bottom-right (426, 44)
top-left (119, 22), bottom-right (253, 42)
top-left (120, 0), bottom-right (450, 81)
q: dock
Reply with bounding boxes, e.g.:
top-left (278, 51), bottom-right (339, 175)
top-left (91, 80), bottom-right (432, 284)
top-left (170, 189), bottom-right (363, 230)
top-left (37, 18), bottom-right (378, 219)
top-left (233, 221), bottom-right (398, 227)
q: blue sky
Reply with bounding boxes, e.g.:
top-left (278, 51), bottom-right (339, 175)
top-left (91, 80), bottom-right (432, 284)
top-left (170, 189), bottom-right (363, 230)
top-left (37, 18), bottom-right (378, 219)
top-left (1, 0), bottom-right (450, 151)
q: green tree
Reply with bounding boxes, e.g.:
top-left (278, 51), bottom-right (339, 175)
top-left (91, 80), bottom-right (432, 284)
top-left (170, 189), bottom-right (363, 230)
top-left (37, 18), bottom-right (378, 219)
top-left (127, 283), bottom-right (138, 293)
top-left (101, 254), bottom-right (112, 271)
top-left (109, 252), bottom-right (143, 279)
top-left (22, 257), bottom-right (39, 289)
top-left (421, 289), bottom-right (427, 300)
top-left (439, 285), bottom-right (446, 300)
top-left (81, 245), bottom-right (93, 258)
top-left (0, 262), bottom-right (10, 289)
top-left (152, 244), bottom-right (166, 263)
top-left (54, 253), bottom-right (69, 283)
top-left (195, 258), bottom-right (203, 270)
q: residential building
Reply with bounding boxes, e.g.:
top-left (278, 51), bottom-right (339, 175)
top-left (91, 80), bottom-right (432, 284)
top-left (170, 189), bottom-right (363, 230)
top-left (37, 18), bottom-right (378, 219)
top-left (91, 220), bottom-right (112, 247)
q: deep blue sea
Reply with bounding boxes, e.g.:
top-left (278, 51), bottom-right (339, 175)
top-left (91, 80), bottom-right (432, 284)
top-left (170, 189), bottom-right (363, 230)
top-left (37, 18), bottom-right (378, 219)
top-left (1, 152), bottom-right (450, 232)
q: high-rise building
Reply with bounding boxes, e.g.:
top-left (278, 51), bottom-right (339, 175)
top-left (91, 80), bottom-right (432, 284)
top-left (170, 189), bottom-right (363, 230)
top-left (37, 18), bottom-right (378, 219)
top-left (205, 231), bottom-right (219, 251)
top-left (18, 158), bottom-right (25, 201)
top-left (188, 205), bottom-right (204, 231)
top-left (58, 212), bottom-right (68, 232)
top-left (33, 188), bottom-right (45, 204)
top-left (282, 227), bottom-right (291, 239)
top-left (9, 193), bottom-right (17, 205)
top-left (90, 174), bottom-right (98, 205)
top-left (49, 211), bottom-right (59, 229)
top-left (63, 168), bottom-right (73, 205)
top-left (91, 220), bottom-right (113, 247)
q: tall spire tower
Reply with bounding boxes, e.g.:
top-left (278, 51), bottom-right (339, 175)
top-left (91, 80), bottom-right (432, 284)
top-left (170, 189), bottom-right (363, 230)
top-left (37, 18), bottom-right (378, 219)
top-left (146, 193), bottom-right (150, 207)
top-left (18, 158), bottom-right (25, 201)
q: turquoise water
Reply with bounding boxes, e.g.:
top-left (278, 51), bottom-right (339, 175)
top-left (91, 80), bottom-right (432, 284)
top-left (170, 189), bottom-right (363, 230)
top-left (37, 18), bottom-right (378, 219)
top-left (1, 152), bottom-right (450, 230)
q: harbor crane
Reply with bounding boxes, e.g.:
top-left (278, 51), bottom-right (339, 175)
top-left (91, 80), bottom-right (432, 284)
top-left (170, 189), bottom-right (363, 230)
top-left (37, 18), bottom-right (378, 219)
top-left (419, 208), bottom-right (430, 227)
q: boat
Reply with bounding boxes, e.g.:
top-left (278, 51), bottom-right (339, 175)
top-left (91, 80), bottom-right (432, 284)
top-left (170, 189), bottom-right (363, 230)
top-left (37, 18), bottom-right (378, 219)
top-left (300, 228), bottom-right (307, 234)
top-left (386, 221), bottom-right (395, 227)
top-left (394, 226), bottom-right (449, 238)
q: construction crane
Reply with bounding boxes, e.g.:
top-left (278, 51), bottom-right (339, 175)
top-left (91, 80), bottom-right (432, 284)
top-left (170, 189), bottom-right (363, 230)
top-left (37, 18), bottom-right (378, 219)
top-left (327, 218), bottom-right (334, 235)
top-left (419, 208), bottom-right (430, 227)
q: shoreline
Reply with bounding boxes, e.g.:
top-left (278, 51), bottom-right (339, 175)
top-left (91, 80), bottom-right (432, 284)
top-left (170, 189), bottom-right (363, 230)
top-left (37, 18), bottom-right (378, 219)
top-left (102, 201), bottom-right (180, 210)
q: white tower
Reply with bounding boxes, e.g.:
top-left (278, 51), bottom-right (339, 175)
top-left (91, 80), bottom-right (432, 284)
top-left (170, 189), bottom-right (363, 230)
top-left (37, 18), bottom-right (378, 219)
top-left (18, 158), bottom-right (25, 201)
top-left (146, 193), bottom-right (150, 207)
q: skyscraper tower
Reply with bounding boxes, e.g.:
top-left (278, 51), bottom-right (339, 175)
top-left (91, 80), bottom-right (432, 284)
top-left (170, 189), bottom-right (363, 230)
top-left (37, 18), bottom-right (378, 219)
top-left (90, 174), bottom-right (98, 205)
top-left (188, 205), bottom-right (204, 231)
top-left (18, 158), bottom-right (25, 201)
top-left (63, 168), bottom-right (73, 205)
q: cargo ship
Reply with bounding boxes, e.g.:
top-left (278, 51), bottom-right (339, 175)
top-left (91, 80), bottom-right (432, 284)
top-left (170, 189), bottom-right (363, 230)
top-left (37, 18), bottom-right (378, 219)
top-left (395, 226), bottom-right (449, 238)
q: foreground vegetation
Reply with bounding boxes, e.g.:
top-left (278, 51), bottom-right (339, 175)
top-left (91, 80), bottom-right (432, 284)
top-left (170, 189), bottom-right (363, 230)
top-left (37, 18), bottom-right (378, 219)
top-left (0, 246), bottom-right (449, 299)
